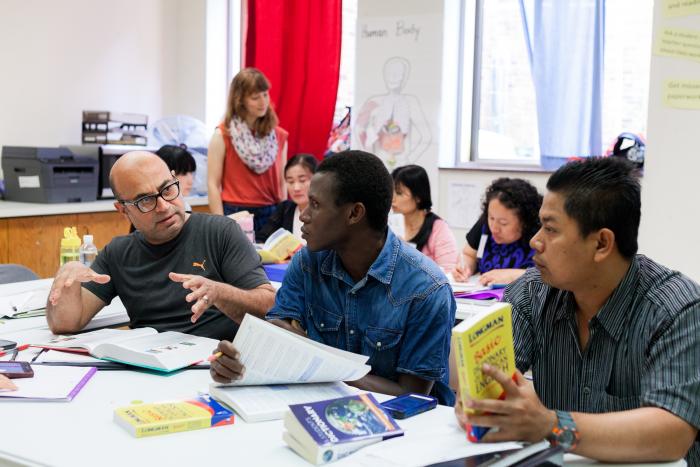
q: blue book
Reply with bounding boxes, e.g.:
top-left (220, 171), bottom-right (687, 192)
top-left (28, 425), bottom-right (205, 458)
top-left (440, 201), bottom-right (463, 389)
top-left (263, 262), bottom-right (289, 282)
top-left (283, 393), bottom-right (404, 464)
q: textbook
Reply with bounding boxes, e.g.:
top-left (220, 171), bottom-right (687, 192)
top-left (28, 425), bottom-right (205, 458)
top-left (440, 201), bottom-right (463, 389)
top-left (210, 381), bottom-right (356, 422)
top-left (257, 228), bottom-right (303, 263)
top-left (452, 302), bottom-right (516, 442)
top-left (214, 314), bottom-right (371, 387)
top-left (114, 394), bottom-right (234, 438)
top-left (283, 393), bottom-right (404, 465)
top-left (32, 327), bottom-right (218, 372)
top-left (0, 286), bottom-right (49, 318)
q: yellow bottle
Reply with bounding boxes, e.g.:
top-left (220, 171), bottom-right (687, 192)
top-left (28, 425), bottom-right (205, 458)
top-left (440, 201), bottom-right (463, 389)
top-left (59, 226), bottom-right (81, 266)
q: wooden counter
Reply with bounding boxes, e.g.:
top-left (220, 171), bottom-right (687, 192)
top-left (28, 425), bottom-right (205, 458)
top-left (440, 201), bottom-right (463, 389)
top-left (0, 197), bottom-right (209, 278)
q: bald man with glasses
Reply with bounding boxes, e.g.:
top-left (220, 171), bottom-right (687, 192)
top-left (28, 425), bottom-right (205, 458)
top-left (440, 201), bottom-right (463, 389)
top-left (47, 151), bottom-right (275, 341)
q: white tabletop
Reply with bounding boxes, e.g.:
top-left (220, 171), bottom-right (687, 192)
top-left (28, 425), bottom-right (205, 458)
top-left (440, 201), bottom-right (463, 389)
top-left (0, 279), bottom-right (686, 467)
top-left (0, 366), bottom-right (685, 467)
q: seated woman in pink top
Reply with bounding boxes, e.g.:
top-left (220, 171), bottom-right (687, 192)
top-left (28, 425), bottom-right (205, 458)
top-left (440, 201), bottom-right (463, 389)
top-left (391, 165), bottom-right (458, 271)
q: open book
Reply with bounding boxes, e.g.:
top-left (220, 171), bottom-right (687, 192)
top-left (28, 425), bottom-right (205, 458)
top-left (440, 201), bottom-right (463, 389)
top-left (208, 315), bottom-right (371, 422)
top-left (257, 228), bottom-right (303, 263)
top-left (218, 314), bottom-right (370, 386)
top-left (32, 328), bottom-right (218, 372)
top-left (0, 285), bottom-right (49, 318)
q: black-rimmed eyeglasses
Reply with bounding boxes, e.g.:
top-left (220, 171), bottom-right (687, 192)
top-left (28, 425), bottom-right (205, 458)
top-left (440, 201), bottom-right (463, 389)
top-left (118, 179), bottom-right (180, 213)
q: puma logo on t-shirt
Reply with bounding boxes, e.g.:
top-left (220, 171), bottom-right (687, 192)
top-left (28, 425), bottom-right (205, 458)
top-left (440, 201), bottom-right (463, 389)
top-left (193, 259), bottom-right (206, 271)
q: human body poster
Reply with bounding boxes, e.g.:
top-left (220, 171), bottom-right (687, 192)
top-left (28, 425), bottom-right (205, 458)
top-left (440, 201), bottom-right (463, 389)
top-left (353, 0), bottom-right (443, 185)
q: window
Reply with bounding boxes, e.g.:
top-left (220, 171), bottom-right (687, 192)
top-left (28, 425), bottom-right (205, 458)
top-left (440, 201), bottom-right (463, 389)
top-left (458, 0), bottom-right (654, 166)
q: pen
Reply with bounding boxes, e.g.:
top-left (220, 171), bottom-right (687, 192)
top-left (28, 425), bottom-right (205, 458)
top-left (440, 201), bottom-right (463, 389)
top-left (207, 351), bottom-right (223, 362)
top-left (0, 344), bottom-right (29, 358)
top-left (489, 283), bottom-right (508, 289)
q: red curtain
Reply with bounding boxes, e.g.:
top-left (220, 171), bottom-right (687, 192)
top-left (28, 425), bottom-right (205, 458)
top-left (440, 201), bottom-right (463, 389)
top-left (245, 0), bottom-right (342, 161)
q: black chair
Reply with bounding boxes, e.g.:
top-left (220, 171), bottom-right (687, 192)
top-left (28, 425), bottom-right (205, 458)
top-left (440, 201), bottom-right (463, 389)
top-left (0, 264), bottom-right (39, 285)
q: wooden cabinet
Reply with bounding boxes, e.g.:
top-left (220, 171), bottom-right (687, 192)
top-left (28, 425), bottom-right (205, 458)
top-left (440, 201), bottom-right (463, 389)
top-left (0, 205), bottom-right (210, 278)
top-left (0, 212), bottom-right (130, 278)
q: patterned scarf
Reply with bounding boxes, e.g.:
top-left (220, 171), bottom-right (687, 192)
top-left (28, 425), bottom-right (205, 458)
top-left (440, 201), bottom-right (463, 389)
top-left (230, 117), bottom-right (279, 174)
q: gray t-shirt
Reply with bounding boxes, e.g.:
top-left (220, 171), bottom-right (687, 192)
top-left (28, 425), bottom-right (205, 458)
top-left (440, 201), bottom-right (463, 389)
top-left (83, 213), bottom-right (268, 341)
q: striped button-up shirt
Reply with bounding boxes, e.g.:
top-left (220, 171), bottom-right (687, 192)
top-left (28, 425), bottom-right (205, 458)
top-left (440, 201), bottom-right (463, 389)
top-left (505, 255), bottom-right (700, 464)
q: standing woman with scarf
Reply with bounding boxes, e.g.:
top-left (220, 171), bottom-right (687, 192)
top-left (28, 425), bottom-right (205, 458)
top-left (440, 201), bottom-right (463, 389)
top-left (208, 68), bottom-right (289, 232)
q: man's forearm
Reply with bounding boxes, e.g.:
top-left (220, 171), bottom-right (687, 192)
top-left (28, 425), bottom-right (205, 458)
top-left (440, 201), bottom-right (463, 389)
top-left (215, 284), bottom-right (276, 323)
top-left (46, 284), bottom-right (87, 333)
top-left (572, 407), bottom-right (696, 462)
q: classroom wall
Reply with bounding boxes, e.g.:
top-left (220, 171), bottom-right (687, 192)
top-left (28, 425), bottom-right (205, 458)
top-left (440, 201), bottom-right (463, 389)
top-left (0, 0), bottom-right (167, 152)
top-left (638, 1), bottom-right (700, 282)
top-left (0, 0), bottom-right (221, 180)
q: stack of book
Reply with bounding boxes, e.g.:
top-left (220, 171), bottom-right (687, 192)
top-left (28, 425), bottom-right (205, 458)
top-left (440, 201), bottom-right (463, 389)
top-left (82, 111), bottom-right (148, 145)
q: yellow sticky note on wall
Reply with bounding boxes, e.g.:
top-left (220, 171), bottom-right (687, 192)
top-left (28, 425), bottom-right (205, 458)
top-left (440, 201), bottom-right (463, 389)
top-left (663, 0), bottom-right (700, 18)
top-left (654, 28), bottom-right (700, 63)
top-left (664, 80), bottom-right (700, 110)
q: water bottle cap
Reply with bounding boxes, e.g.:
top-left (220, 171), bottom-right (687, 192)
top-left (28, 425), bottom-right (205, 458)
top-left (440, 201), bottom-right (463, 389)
top-left (83, 235), bottom-right (94, 244)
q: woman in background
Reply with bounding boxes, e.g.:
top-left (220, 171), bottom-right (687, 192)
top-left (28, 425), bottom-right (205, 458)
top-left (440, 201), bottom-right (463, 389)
top-left (391, 165), bottom-right (458, 271)
top-left (257, 153), bottom-right (317, 243)
top-left (452, 178), bottom-right (542, 285)
top-left (156, 145), bottom-right (196, 196)
top-left (207, 67), bottom-right (288, 232)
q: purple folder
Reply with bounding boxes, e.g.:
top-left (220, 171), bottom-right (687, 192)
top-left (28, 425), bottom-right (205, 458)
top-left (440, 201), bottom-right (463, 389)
top-left (453, 288), bottom-right (504, 301)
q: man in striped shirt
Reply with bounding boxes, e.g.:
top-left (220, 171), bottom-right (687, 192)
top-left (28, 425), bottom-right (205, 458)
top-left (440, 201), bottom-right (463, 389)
top-left (456, 157), bottom-right (699, 464)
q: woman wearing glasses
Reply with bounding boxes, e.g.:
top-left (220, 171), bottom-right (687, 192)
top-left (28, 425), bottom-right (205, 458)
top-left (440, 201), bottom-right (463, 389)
top-left (207, 68), bottom-right (289, 233)
top-left (452, 178), bottom-right (542, 286)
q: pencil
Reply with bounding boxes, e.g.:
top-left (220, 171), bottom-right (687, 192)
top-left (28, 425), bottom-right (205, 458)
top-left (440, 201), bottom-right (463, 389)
top-left (207, 351), bottom-right (223, 362)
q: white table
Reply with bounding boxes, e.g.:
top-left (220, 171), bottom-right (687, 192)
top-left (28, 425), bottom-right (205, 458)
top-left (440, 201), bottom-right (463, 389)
top-left (0, 279), bottom-right (128, 342)
top-left (0, 366), bottom-right (685, 467)
top-left (0, 280), bottom-right (687, 467)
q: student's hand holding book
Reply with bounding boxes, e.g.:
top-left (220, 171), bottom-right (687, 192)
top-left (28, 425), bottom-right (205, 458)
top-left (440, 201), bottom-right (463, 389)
top-left (48, 262), bottom-right (110, 305)
top-left (209, 340), bottom-right (245, 384)
top-left (455, 363), bottom-right (556, 444)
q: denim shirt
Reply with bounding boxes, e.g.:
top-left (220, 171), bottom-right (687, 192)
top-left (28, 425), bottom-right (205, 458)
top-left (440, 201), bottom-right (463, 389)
top-left (266, 229), bottom-right (456, 405)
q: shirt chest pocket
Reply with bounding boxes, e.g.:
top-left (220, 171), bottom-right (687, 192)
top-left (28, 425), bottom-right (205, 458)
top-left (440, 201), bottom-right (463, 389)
top-left (308, 303), bottom-right (343, 347)
top-left (362, 326), bottom-right (403, 378)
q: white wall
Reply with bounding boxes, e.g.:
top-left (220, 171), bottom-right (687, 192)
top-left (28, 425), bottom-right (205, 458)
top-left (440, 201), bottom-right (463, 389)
top-left (0, 0), bottom-right (225, 176)
top-left (0, 0), bottom-right (167, 150)
top-left (639, 2), bottom-right (700, 281)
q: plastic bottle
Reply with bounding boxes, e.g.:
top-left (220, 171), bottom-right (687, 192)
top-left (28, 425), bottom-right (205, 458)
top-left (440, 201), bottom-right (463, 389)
top-left (79, 234), bottom-right (98, 267)
top-left (59, 227), bottom-right (80, 266)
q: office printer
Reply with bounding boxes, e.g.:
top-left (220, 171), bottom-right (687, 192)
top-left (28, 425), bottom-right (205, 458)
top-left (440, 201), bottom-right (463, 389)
top-left (1, 146), bottom-right (98, 203)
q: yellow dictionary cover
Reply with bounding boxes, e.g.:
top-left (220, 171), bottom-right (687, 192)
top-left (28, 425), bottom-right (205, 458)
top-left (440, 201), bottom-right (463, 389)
top-left (452, 302), bottom-right (516, 413)
top-left (114, 394), bottom-right (234, 438)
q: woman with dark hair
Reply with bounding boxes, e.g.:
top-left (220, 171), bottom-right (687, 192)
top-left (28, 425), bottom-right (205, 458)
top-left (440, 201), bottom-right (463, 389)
top-left (453, 178), bottom-right (543, 285)
top-left (156, 145), bottom-right (197, 196)
top-left (207, 67), bottom-right (289, 231)
top-left (257, 154), bottom-right (318, 243)
top-left (391, 165), bottom-right (458, 271)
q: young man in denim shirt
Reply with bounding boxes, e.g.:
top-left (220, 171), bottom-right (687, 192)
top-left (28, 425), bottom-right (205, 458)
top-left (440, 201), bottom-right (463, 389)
top-left (210, 150), bottom-right (456, 405)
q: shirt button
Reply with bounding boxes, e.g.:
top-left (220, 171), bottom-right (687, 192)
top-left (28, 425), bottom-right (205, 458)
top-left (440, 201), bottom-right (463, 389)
top-left (349, 329), bottom-right (354, 335)
top-left (376, 342), bottom-right (382, 348)
top-left (320, 323), bottom-right (324, 328)
top-left (583, 386), bottom-right (591, 395)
